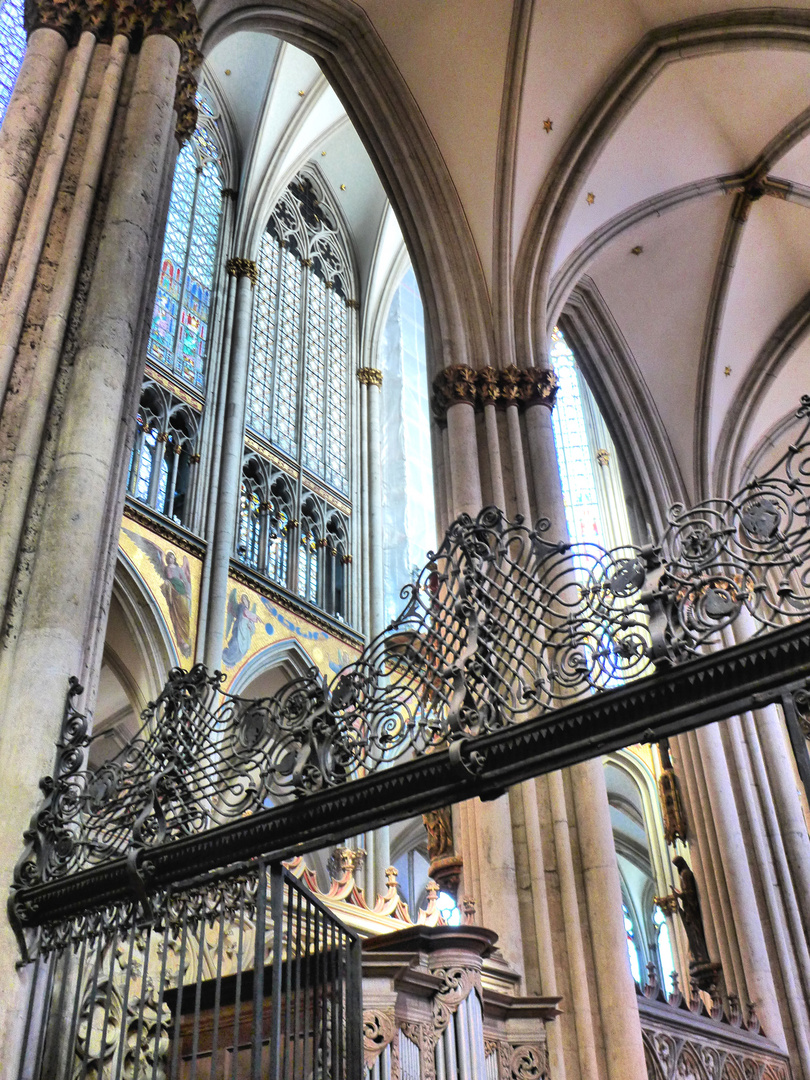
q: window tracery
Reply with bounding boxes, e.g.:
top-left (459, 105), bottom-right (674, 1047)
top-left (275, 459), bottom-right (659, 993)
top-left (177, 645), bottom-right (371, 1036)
top-left (127, 382), bottom-right (200, 525)
top-left (147, 90), bottom-right (223, 391)
top-left (0, 0), bottom-right (25, 130)
top-left (242, 173), bottom-right (354, 620)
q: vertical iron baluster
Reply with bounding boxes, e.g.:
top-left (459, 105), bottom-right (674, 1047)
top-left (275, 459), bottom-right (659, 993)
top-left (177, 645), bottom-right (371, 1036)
top-left (48, 938), bottom-right (72, 1078)
top-left (112, 916), bottom-right (139, 1080)
top-left (16, 959), bottom-right (43, 1075)
top-left (292, 883), bottom-right (303, 1080)
top-left (329, 917), bottom-right (338, 1080)
top-left (170, 900), bottom-right (192, 1079)
top-left (150, 897), bottom-right (173, 1080)
top-left (336, 926), bottom-right (345, 1080)
top-left (78, 920), bottom-right (107, 1080)
top-left (62, 926), bottom-right (90, 1080)
top-left (251, 861), bottom-right (267, 1080)
top-left (231, 882), bottom-right (246, 1080)
top-left (320, 906), bottom-right (328, 1080)
top-left (268, 864), bottom-right (284, 1080)
top-left (284, 872), bottom-right (294, 1080)
top-left (208, 888), bottom-right (228, 1078)
top-left (303, 896), bottom-right (312, 1080)
top-left (313, 905), bottom-right (321, 1080)
top-left (93, 909), bottom-right (124, 1080)
top-left (130, 921), bottom-right (153, 1080)
top-left (188, 897), bottom-right (208, 1080)
top-left (346, 934), bottom-right (362, 1080)
top-left (30, 950), bottom-right (57, 1080)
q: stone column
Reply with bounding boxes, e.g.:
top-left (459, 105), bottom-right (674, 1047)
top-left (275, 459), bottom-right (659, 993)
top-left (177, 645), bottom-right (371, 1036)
top-left (0, 2), bottom-right (202, 1063)
top-left (358, 367), bottom-right (384, 640)
top-left (0, 30), bottom-right (130, 605)
top-left (695, 722), bottom-right (786, 1048)
top-left (203, 258), bottom-right (256, 668)
top-left (0, 26), bottom-right (68, 288)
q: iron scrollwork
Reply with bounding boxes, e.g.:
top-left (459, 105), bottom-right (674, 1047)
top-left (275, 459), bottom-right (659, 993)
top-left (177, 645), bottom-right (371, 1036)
top-left (13, 398), bottom-right (810, 895)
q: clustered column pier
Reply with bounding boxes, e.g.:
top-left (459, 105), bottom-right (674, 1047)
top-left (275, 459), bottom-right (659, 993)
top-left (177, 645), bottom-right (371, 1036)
top-left (0, 1), bottom-right (202, 1069)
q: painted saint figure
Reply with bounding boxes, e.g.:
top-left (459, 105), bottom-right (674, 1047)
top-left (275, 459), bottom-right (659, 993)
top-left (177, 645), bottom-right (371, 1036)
top-left (222, 589), bottom-right (261, 667)
top-left (121, 529), bottom-right (193, 657)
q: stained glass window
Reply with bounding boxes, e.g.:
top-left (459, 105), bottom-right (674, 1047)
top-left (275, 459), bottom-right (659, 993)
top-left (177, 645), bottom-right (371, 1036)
top-left (549, 327), bottom-right (604, 546)
top-left (623, 903), bottom-right (642, 985)
top-left (653, 905), bottom-right (676, 995)
top-left (243, 175), bottom-right (353, 616)
top-left (147, 104), bottom-right (223, 390)
top-left (0, 0), bottom-right (25, 131)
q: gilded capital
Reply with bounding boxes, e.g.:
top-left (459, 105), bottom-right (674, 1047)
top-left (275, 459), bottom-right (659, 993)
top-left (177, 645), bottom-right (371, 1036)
top-left (432, 364), bottom-right (477, 421)
top-left (519, 367), bottom-right (559, 409)
top-left (357, 367), bottom-right (382, 388)
top-left (226, 257), bottom-right (258, 287)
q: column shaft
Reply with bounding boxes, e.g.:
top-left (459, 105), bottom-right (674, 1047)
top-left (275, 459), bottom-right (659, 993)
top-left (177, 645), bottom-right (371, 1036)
top-left (0, 30), bottom-right (181, 1059)
top-left (0, 28), bottom-right (67, 288)
top-left (0, 34), bottom-right (129, 605)
top-left (570, 759), bottom-right (648, 1080)
top-left (204, 267), bottom-right (254, 667)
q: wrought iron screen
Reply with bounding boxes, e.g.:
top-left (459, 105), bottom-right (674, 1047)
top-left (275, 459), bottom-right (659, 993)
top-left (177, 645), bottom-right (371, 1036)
top-left (16, 860), bottom-right (362, 1080)
top-left (15, 398), bottom-right (810, 901)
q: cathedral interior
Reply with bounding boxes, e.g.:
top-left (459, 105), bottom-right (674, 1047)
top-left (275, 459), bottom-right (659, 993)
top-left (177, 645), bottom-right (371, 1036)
top-left (2, 1), bottom-right (810, 1078)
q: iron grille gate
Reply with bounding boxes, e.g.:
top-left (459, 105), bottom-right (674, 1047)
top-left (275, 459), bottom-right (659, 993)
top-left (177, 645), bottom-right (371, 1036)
top-left (16, 861), bottom-right (362, 1080)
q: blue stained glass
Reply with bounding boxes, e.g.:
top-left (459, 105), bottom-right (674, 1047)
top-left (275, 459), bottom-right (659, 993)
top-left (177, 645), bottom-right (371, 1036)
top-left (0, 0), bottom-right (26, 131)
top-left (623, 903), bottom-right (642, 985)
top-left (148, 118), bottom-right (222, 389)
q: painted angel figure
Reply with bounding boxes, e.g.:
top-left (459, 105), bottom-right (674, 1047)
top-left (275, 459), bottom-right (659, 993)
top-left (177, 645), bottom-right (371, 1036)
top-left (222, 590), bottom-right (261, 668)
top-left (122, 528), bottom-right (193, 657)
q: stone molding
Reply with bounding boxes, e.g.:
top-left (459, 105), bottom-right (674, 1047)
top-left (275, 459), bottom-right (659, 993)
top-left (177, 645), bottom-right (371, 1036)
top-left (432, 365), bottom-right (558, 423)
top-left (25, 0), bottom-right (202, 140)
top-left (357, 367), bottom-right (383, 387)
top-left (225, 257), bottom-right (258, 287)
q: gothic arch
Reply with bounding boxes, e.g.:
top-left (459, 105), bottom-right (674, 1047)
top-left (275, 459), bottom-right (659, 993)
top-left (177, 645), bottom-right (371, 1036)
top-left (107, 554), bottom-right (179, 711)
top-left (228, 636), bottom-right (316, 696)
top-left (197, 0), bottom-right (495, 378)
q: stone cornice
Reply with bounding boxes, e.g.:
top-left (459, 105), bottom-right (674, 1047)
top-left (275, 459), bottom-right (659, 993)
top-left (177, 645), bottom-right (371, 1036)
top-left (26, 1), bottom-right (202, 140)
top-left (431, 365), bottom-right (558, 423)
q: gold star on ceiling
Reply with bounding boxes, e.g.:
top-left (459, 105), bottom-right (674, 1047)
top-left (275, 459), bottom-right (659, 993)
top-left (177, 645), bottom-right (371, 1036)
top-left (543, 118), bottom-right (553, 133)
top-left (586, 192), bottom-right (595, 205)
top-left (724, 366), bottom-right (732, 376)
top-left (631, 245), bottom-right (643, 255)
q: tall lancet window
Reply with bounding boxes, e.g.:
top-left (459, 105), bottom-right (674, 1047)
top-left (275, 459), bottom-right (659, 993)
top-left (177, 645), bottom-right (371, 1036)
top-left (549, 326), bottom-right (634, 550)
top-left (147, 93), bottom-right (223, 391)
top-left (128, 94), bottom-right (223, 525)
top-left (242, 175), bottom-right (353, 620)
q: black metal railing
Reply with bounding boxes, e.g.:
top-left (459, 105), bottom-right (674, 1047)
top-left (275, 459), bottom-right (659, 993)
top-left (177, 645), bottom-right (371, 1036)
top-left (16, 860), bottom-right (362, 1080)
top-left (14, 400), bottom-right (810, 897)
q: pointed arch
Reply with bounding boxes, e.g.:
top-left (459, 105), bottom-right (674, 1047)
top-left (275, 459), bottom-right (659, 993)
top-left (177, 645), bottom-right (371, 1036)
top-left (198, 0), bottom-right (495, 377)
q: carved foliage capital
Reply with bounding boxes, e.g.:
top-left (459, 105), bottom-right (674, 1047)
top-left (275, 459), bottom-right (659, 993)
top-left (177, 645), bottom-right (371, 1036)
top-left (226, 257), bottom-right (258, 287)
top-left (431, 366), bottom-right (558, 423)
top-left (357, 367), bottom-right (383, 388)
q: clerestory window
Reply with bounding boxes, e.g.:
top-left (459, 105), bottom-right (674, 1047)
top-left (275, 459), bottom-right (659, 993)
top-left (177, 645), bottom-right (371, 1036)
top-left (0, 0), bottom-right (25, 130)
top-left (240, 174), bottom-right (354, 621)
top-left (147, 92), bottom-right (223, 391)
